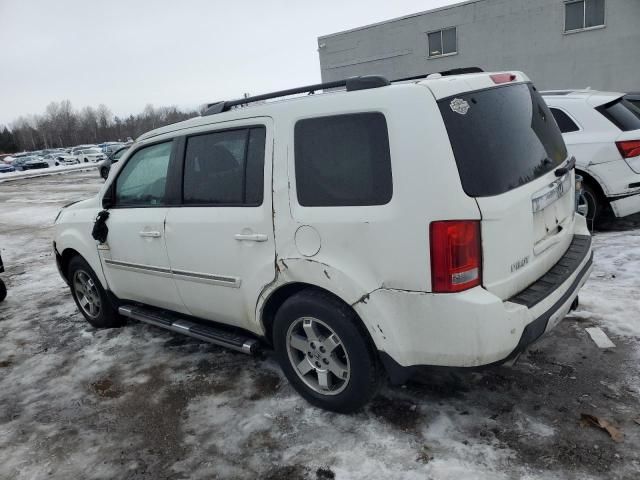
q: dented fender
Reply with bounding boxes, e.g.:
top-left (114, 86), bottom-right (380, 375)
top-left (254, 257), bottom-right (387, 347)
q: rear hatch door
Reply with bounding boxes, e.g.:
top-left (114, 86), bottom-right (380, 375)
top-left (438, 82), bottom-right (576, 300)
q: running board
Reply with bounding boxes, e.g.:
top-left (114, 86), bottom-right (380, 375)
top-left (118, 305), bottom-right (259, 354)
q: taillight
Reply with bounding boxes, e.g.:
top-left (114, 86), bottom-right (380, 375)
top-left (490, 73), bottom-right (516, 84)
top-left (616, 140), bottom-right (640, 159)
top-left (430, 220), bottom-right (481, 293)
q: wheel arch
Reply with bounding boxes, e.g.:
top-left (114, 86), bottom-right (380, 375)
top-left (259, 281), bottom-right (380, 354)
top-left (576, 168), bottom-right (607, 199)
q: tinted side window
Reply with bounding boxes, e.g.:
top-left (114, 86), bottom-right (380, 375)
top-left (115, 142), bottom-right (172, 206)
top-left (294, 113), bottom-right (392, 207)
top-left (550, 108), bottom-right (580, 133)
top-left (183, 127), bottom-right (265, 205)
top-left (597, 98), bottom-right (640, 132)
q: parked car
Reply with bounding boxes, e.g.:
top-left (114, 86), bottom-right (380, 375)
top-left (70, 145), bottom-right (97, 156)
top-left (12, 156), bottom-right (46, 170)
top-left (99, 146), bottom-right (129, 179)
top-left (543, 90), bottom-right (640, 225)
top-left (22, 157), bottom-right (49, 170)
top-left (55, 153), bottom-right (81, 166)
top-left (54, 70), bottom-right (592, 412)
top-left (76, 148), bottom-right (106, 163)
top-left (0, 163), bottom-right (16, 173)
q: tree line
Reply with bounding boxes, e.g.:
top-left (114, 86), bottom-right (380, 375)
top-left (0, 101), bottom-right (203, 153)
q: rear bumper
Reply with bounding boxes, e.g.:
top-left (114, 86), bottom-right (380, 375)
top-left (609, 192), bottom-right (640, 217)
top-left (356, 219), bottom-right (593, 383)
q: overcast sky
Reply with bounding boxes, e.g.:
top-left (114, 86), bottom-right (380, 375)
top-left (0, 0), bottom-right (459, 126)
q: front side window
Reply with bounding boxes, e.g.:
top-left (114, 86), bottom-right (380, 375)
top-left (428, 27), bottom-right (457, 57)
top-left (565, 0), bottom-right (605, 32)
top-left (294, 113), bottom-right (392, 207)
top-left (183, 127), bottom-right (265, 205)
top-left (115, 141), bottom-right (172, 206)
top-left (550, 108), bottom-right (580, 133)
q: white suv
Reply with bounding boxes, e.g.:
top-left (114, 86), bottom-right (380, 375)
top-left (543, 90), bottom-right (640, 225)
top-left (53, 71), bottom-right (592, 412)
top-left (76, 147), bottom-right (107, 163)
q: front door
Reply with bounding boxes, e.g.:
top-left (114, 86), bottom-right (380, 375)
top-left (99, 140), bottom-right (186, 313)
top-left (164, 121), bottom-right (275, 330)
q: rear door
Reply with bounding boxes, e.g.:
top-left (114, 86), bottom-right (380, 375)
top-left (163, 120), bottom-right (275, 331)
top-left (438, 82), bottom-right (576, 300)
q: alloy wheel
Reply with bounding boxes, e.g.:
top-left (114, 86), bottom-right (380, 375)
top-left (73, 270), bottom-right (101, 319)
top-left (286, 317), bottom-right (351, 395)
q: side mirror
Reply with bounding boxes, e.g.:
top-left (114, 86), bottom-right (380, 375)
top-left (102, 183), bottom-right (115, 209)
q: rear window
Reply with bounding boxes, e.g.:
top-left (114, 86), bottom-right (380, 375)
top-left (597, 98), bottom-right (640, 132)
top-left (549, 108), bottom-right (580, 133)
top-left (294, 113), bottom-right (392, 206)
top-left (438, 83), bottom-right (568, 197)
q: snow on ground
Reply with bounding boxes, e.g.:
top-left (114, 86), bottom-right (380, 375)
top-left (0, 171), bottom-right (639, 480)
top-left (0, 163), bottom-right (98, 183)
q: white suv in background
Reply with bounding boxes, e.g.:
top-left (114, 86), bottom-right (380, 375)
top-left (543, 90), bottom-right (640, 225)
top-left (76, 147), bottom-right (107, 163)
top-left (53, 71), bottom-right (592, 412)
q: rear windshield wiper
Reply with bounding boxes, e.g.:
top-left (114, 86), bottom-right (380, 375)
top-left (555, 157), bottom-right (576, 177)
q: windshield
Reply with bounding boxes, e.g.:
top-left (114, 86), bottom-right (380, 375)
top-left (438, 83), bottom-right (568, 197)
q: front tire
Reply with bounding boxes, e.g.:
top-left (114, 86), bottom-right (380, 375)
top-left (100, 167), bottom-right (109, 180)
top-left (273, 289), bottom-right (380, 413)
top-left (0, 279), bottom-right (6, 302)
top-left (68, 256), bottom-right (123, 328)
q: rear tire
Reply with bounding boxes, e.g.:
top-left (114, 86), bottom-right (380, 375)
top-left (68, 256), bottom-right (123, 328)
top-left (273, 289), bottom-right (380, 413)
top-left (0, 279), bottom-right (6, 303)
top-left (577, 182), bottom-right (602, 230)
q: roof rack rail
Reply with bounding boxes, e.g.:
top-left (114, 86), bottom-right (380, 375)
top-left (203, 75), bottom-right (390, 116)
top-left (392, 67), bottom-right (484, 83)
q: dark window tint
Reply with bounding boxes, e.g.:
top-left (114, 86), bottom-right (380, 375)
top-left (597, 98), bottom-right (640, 132)
top-left (550, 108), bottom-right (580, 133)
top-left (295, 113), bottom-right (392, 207)
top-left (438, 83), bottom-right (568, 197)
top-left (183, 127), bottom-right (265, 205)
top-left (115, 142), bottom-right (172, 206)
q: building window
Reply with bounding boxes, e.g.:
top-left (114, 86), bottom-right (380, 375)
top-left (565, 0), bottom-right (605, 32)
top-left (428, 27), bottom-right (457, 58)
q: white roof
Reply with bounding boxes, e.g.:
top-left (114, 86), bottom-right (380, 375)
top-left (138, 70), bottom-right (530, 142)
top-left (541, 89), bottom-right (623, 107)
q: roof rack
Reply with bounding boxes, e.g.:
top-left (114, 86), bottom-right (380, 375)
top-left (203, 75), bottom-right (390, 116)
top-left (392, 67), bottom-right (484, 83)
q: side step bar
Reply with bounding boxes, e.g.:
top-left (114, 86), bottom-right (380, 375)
top-left (118, 305), bottom-right (259, 354)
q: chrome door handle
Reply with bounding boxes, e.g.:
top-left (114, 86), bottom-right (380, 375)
top-left (234, 233), bottom-right (268, 242)
top-left (139, 231), bottom-right (161, 238)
